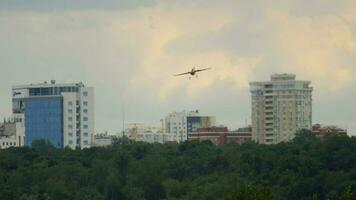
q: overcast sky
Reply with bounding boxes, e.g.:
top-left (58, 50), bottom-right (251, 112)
top-left (0, 0), bottom-right (355, 135)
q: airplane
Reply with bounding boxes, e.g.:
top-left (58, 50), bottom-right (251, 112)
top-left (174, 67), bottom-right (211, 79)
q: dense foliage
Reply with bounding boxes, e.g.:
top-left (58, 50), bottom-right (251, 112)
top-left (0, 130), bottom-right (355, 200)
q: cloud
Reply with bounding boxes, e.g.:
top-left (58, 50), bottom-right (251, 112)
top-left (0, 0), bottom-right (355, 134)
top-left (0, 0), bottom-right (156, 11)
top-left (162, 4), bottom-right (356, 94)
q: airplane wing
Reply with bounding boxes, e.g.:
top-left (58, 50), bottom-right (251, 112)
top-left (174, 72), bottom-right (191, 76)
top-left (195, 67), bottom-right (212, 72)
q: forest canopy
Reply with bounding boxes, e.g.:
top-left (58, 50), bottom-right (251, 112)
top-left (0, 130), bottom-right (355, 200)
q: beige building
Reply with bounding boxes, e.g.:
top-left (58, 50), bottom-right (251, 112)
top-left (250, 74), bottom-right (312, 144)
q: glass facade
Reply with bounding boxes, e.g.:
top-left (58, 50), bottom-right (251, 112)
top-left (187, 116), bottom-right (201, 133)
top-left (29, 86), bottom-right (79, 96)
top-left (24, 97), bottom-right (63, 148)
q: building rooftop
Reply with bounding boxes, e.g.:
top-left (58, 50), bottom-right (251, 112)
top-left (12, 81), bottom-right (86, 89)
top-left (270, 74), bottom-right (296, 81)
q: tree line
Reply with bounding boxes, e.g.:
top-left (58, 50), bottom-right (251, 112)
top-left (0, 130), bottom-right (355, 200)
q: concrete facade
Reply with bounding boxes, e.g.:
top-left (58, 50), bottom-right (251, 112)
top-left (0, 114), bottom-right (25, 149)
top-left (250, 74), bottom-right (312, 144)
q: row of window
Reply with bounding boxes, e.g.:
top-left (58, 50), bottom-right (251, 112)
top-left (29, 87), bottom-right (79, 96)
top-left (68, 101), bottom-right (89, 107)
top-left (68, 124), bottom-right (88, 129)
top-left (68, 140), bottom-right (89, 145)
top-left (67, 108), bottom-right (88, 114)
top-left (68, 132), bottom-right (89, 137)
top-left (67, 116), bottom-right (88, 121)
top-left (1, 142), bottom-right (16, 146)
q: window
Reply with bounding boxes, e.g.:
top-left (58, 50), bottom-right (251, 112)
top-left (83, 91), bottom-right (88, 96)
top-left (83, 109), bottom-right (88, 113)
top-left (83, 140), bottom-right (88, 145)
top-left (83, 117), bottom-right (88, 121)
top-left (68, 140), bottom-right (73, 145)
top-left (68, 101), bottom-right (73, 106)
top-left (68, 109), bottom-right (73, 114)
top-left (83, 132), bottom-right (88, 137)
top-left (68, 124), bottom-right (73, 129)
top-left (83, 101), bottom-right (88, 106)
top-left (83, 125), bottom-right (88, 129)
top-left (68, 117), bottom-right (73, 121)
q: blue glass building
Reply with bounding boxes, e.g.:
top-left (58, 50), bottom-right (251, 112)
top-left (12, 81), bottom-right (94, 149)
top-left (24, 97), bottom-right (63, 148)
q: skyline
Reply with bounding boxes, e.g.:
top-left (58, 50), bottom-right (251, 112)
top-left (0, 0), bottom-right (355, 135)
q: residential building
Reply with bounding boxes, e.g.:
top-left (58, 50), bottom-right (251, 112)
top-left (312, 124), bottom-right (347, 137)
top-left (12, 81), bottom-right (94, 149)
top-left (250, 74), bottom-right (312, 144)
top-left (188, 126), bottom-right (252, 145)
top-left (165, 111), bottom-right (189, 142)
top-left (0, 114), bottom-right (25, 149)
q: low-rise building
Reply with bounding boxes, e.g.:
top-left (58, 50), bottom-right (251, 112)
top-left (126, 122), bottom-right (180, 144)
top-left (135, 132), bottom-right (180, 144)
top-left (0, 114), bottom-right (25, 149)
top-left (93, 132), bottom-right (115, 147)
top-left (312, 124), bottom-right (347, 137)
top-left (188, 126), bottom-right (252, 145)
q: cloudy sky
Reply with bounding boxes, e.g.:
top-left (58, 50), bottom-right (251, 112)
top-left (0, 0), bottom-right (355, 135)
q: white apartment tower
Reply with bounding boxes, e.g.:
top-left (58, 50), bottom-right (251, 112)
top-left (165, 111), bottom-right (190, 142)
top-left (250, 74), bottom-right (312, 144)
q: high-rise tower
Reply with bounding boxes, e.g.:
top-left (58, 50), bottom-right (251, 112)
top-left (250, 74), bottom-right (312, 144)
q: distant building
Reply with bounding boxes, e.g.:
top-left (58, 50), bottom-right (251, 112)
top-left (187, 111), bottom-right (216, 133)
top-left (165, 111), bottom-right (189, 142)
top-left (250, 74), bottom-right (312, 144)
top-left (12, 81), bottom-right (94, 149)
top-left (93, 132), bottom-right (115, 147)
top-left (188, 126), bottom-right (252, 145)
top-left (135, 132), bottom-right (181, 144)
top-left (312, 124), bottom-right (347, 137)
top-left (126, 122), bottom-right (180, 144)
top-left (0, 115), bottom-right (25, 149)
top-left (165, 110), bottom-right (215, 142)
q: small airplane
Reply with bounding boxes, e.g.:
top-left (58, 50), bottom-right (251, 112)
top-left (174, 67), bottom-right (211, 79)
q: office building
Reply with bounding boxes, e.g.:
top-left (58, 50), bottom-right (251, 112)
top-left (187, 111), bottom-right (216, 133)
top-left (12, 81), bottom-right (94, 149)
top-left (250, 74), bottom-right (312, 144)
top-left (165, 110), bottom-right (215, 142)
